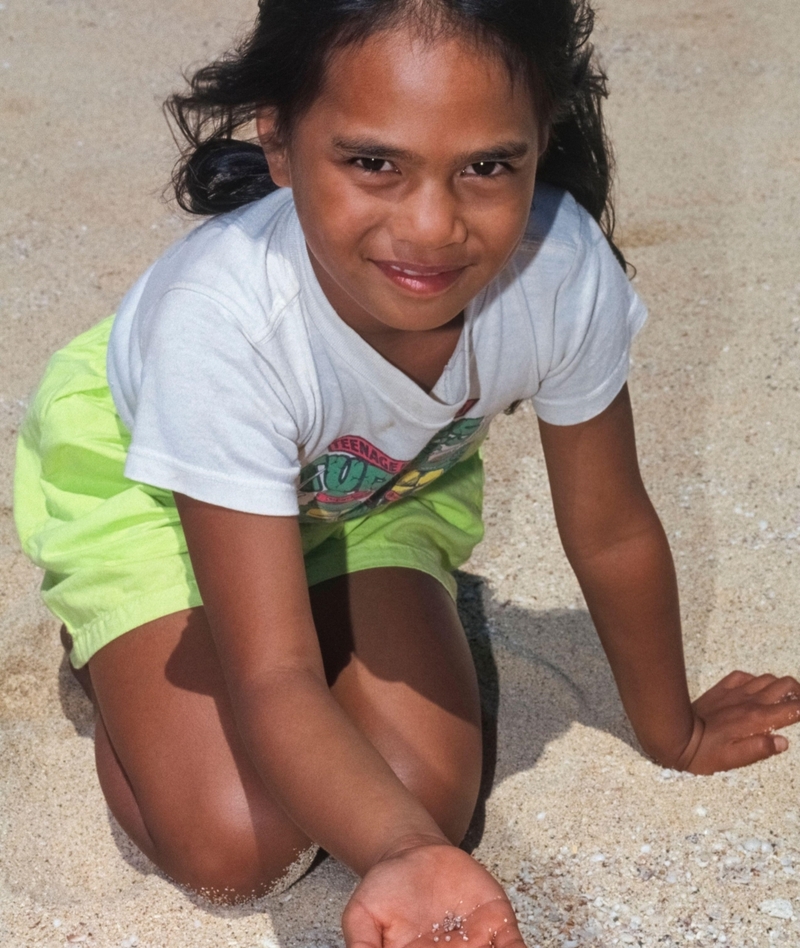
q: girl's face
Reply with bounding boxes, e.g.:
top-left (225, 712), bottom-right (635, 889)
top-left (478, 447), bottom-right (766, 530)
top-left (259, 26), bottom-right (542, 340)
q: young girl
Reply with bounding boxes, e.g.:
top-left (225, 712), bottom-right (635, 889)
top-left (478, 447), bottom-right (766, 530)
top-left (14, 0), bottom-right (800, 945)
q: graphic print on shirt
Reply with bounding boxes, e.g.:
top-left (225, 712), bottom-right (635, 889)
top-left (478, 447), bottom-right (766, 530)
top-left (298, 414), bottom-right (487, 521)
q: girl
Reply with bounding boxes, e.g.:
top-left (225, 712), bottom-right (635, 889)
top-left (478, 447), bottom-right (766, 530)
top-left (14, 1), bottom-right (800, 945)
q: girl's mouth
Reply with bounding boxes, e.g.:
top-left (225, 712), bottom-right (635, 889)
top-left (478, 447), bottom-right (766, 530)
top-left (371, 260), bottom-right (466, 296)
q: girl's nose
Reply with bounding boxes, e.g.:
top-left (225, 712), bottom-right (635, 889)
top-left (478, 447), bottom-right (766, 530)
top-left (392, 182), bottom-right (467, 250)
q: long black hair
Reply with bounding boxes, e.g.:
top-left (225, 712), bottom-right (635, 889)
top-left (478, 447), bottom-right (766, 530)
top-left (166, 0), bottom-right (626, 268)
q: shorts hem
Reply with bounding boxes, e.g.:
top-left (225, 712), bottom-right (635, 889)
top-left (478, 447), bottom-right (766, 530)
top-left (304, 550), bottom-right (457, 599)
top-left (65, 558), bottom-right (456, 667)
top-left (63, 583), bottom-right (204, 668)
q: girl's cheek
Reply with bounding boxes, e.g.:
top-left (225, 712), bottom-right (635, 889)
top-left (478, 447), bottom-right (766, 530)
top-left (320, 173), bottom-right (378, 221)
top-left (335, 191), bottom-right (391, 237)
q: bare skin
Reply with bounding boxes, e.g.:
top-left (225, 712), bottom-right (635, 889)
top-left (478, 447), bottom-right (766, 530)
top-left (537, 385), bottom-right (800, 772)
top-left (88, 568), bottom-right (482, 898)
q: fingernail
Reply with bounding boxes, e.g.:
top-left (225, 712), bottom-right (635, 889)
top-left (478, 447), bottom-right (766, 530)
top-left (774, 736), bottom-right (789, 753)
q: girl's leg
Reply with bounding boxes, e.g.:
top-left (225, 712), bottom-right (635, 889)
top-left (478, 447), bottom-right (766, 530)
top-left (312, 567), bottom-right (482, 845)
top-left (90, 607), bottom-right (312, 901)
top-left (87, 567), bottom-right (482, 900)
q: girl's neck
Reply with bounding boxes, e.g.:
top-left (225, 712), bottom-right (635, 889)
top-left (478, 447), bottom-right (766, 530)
top-left (307, 246), bottom-right (465, 394)
top-left (360, 312), bottom-right (464, 394)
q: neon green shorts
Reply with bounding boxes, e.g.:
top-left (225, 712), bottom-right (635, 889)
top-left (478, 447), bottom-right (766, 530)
top-left (14, 317), bottom-right (485, 668)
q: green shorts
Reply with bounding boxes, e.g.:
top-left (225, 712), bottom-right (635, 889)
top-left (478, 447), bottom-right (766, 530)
top-left (14, 317), bottom-right (485, 668)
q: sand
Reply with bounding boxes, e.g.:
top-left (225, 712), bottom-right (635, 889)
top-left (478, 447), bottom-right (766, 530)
top-left (1, 1), bottom-right (799, 945)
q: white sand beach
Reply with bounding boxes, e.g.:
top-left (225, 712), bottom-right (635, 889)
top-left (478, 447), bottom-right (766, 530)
top-left (1, 1), bottom-right (799, 945)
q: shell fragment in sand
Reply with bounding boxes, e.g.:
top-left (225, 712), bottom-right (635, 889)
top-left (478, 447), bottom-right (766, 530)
top-left (759, 899), bottom-right (793, 920)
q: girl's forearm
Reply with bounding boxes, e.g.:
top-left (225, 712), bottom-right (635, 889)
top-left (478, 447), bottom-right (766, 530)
top-left (174, 496), bottom-right (450, 877)
top-left (233, 667), bottom-right (448, 876)
top-left (540, 392), bottom-right (800, 776)
top-left (567, 514), bottom-right (695, 766)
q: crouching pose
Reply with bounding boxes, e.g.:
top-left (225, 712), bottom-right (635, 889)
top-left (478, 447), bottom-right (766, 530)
top-left (15, 1), bottom-right (800, 944)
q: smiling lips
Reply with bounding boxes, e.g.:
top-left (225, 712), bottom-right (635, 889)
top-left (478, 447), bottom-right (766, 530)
top-left (372, 259), bottom-right (466, 295)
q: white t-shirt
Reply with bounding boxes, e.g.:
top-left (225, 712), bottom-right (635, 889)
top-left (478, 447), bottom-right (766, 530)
top-left (107, 184), bottom-right (647, 522)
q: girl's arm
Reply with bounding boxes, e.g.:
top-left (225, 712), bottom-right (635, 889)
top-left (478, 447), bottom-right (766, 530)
top-left (538, 385), bottom-right (800, 773)
top-left (175, 493), bottom-right (446, 874)
top-left (175, 494), bottom-right (525, 948)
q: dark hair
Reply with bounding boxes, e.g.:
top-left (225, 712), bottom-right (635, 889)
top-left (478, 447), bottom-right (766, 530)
top-left (166, 0), bottom-right (626, 268)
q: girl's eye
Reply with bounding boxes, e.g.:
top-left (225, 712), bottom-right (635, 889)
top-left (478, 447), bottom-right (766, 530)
top-left (464, 161), bottom-right (508, 177)
top-left (353, 157), bottom-right (393, 174)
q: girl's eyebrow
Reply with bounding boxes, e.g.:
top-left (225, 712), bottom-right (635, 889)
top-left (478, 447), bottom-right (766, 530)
top-left (462, 142), bottom-right (531, 164)
top-left (332, 136), bottom-right (531, 164)
top-left (332, 137), bottom-right (414, 161)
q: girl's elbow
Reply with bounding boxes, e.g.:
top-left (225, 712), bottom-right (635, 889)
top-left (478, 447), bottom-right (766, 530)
top-left (558, 502), bottom-right (669, 570)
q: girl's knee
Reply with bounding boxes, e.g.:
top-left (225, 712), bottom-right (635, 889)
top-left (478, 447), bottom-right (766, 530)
top-left (164, 824), bottom-right (317, 902)
top-left (94, 728), bottom-right (314, 900)
top-left (148, 806), bottom-right (316, 901)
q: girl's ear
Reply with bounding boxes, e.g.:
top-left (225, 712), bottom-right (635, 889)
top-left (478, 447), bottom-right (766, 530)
top-left (256, 108), bottom-right (291, 188)
top-left (537, 124), bottom-right (551, 160)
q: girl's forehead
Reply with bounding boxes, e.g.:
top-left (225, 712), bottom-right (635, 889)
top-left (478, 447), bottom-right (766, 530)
top-left (311, 26), bottom-right (538, 144)
top-left (323, 26), bottom-right (518, 101)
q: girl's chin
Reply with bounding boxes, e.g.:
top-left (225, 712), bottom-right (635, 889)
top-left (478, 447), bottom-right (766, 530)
top-left (367, 305), bottom-right (465, 335)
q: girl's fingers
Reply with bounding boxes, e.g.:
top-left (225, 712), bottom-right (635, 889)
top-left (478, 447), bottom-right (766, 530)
top-left (464, 905), bottom-right (527, 948)
top-left (750, 698), bottom-right (800, 732)
top-left (494, 923), bottom-right (528, 948)
top-left (739, 673), bottom-right (779, 695)
top-left (695, 672), bottom-right (755, 711)
top-left (717, 670), bottom-right (755, 690)
top-left (755, 676), bottom-right (800, 706)
top-left (725, 733), bottom-right (790, 770)
top-left (697, 672), bottom-right (799, 715)
top-left (342, 906), bottom-right (381, 948)
top-left (690, 730), bottom-right (788, 775)
top-left (444, 896), bottom-right (525, 948)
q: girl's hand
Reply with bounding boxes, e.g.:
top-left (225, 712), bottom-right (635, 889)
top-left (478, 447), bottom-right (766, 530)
top-left (679, 671), bottom-right (800, 774)
top-left (342, 839), bottom-right (526, 948)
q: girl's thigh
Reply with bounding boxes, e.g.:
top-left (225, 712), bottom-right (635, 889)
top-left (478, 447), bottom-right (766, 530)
top-left (88, 567), bottom-right (481, 895)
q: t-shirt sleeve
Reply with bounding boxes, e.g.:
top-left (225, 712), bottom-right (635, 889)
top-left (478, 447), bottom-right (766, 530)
top-left (530, 212), bottom-right (648, 426)
top-left (120, 287), bottom-right (303, 516)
